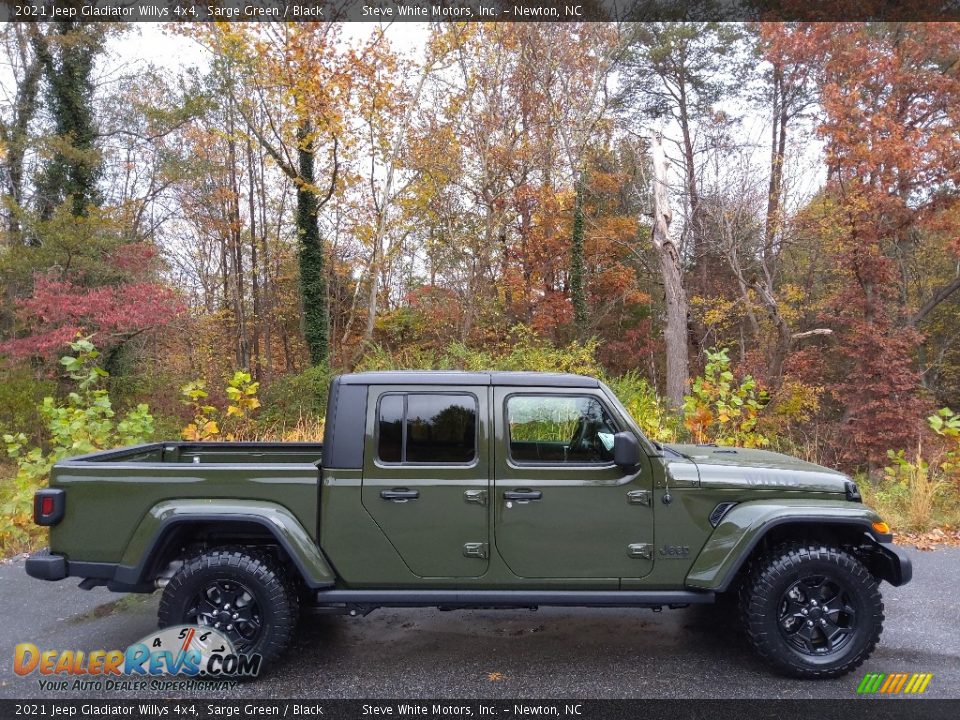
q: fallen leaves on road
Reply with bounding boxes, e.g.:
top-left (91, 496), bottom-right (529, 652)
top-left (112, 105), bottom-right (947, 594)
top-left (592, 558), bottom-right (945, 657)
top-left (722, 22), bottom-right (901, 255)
top-left (894, 527), bottom-right (960, 550)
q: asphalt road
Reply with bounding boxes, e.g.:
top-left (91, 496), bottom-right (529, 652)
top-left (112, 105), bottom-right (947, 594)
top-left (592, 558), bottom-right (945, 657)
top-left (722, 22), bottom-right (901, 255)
top-left (0, 547), bottom-right (957, 700)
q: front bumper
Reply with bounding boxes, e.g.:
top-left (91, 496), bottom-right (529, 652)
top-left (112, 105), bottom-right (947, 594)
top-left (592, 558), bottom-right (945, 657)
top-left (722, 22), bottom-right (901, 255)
top-left (25, 548), bottom-right (67, 581)
top-left (872, 540), bottom-right (913, 586)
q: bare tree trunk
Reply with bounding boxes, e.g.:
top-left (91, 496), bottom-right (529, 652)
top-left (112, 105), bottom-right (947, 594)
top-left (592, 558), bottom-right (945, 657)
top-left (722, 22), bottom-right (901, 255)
top-left (246, 133), bottom-right (262, 381)
top-left (225, 93), bottom-right (248, 369)
top-left (677, 88), bottom-right (704, 293)
top-left (1, 25), bottom-right (43, 243)
top-left (364, 237), bottom-right (380, 342)
top-left (257, 140), bottom-right (273, 381)
top-left (764, 64), bottom-right (787, 264)
top-left (650, 134), bottom-right (689, 407)
top-left (758, 64), bottom-right (793, 387)
top-left (751, 279), bottom-right (793, 386)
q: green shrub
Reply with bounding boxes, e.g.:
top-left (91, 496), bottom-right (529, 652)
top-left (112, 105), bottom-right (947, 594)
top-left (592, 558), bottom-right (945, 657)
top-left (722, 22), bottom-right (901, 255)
top-left (2, 337), bottom-right (154, 554)
top-left (0, 368), bottom-right (55, 445)
top-left (606, 371), bottom-right (682, 443)
top-left (682, 348), bottom-right (771, 448)
top-left (257, 364), bottom-right (333, 431)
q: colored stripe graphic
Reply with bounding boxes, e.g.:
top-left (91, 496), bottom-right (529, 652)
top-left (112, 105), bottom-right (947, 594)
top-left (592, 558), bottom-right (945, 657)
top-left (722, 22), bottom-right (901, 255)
top-left (857, 673), bottom-right (882, 694)
top-left (857, 672), bottom-right (932, 695)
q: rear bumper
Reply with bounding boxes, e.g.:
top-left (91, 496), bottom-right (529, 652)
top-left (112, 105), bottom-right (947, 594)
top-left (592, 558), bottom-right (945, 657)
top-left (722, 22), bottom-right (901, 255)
top-left (25, 548), bottom-right (150, 591)
top-left (25, 548), bottom-right (67, 581)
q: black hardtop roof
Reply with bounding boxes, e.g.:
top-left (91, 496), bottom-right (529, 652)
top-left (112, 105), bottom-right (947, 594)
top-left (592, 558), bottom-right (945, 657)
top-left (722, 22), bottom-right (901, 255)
top-left (336, 370), bottom-right (600, 388)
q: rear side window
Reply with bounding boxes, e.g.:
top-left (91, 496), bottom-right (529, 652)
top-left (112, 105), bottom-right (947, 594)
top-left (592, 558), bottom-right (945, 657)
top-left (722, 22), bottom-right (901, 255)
top-left (377, 393), bottom-right (477, 464)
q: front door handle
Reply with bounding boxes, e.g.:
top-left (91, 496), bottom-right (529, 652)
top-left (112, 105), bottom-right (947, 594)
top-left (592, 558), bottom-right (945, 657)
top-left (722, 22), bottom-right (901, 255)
top-left (503, 489), bottom-right (542, 501)
top-left (380, 488), bottom-right (419, 501)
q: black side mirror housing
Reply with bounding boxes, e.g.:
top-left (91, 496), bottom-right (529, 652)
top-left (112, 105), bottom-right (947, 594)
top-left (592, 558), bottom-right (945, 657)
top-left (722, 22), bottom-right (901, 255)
top-left (613, 432), bottom-right (641, 468)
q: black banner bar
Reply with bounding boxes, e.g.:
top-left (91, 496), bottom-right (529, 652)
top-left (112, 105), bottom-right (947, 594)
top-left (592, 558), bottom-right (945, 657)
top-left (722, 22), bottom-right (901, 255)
top-left (1, 0), bottom-right (959, 23)
top-left (1, 699), bottom-right (959, 720)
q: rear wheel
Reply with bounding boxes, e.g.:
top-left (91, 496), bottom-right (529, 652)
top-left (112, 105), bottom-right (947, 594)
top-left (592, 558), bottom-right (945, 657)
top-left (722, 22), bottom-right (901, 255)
top-left (158, 547), bottom-right (299, 668)
top-left (740, 543), bottom-right (883, 678)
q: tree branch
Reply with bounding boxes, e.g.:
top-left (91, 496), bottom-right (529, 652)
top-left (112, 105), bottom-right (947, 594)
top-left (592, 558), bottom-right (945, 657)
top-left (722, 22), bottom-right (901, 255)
top-left (792, 328), bottom-right (834, 340)
top-left (907, 274), bottom-right (960, 327)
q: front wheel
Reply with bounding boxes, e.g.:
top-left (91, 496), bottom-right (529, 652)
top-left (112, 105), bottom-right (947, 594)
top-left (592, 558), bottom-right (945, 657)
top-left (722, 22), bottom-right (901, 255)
top-left (740, 543), bottom-right (884, 678)
top-left (158, 546), bottom-right (299, 668)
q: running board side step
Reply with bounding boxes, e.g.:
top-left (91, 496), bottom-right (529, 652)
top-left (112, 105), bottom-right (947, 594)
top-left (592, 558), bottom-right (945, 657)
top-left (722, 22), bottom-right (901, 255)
top-left (313, 589), bottom-right (715, 608)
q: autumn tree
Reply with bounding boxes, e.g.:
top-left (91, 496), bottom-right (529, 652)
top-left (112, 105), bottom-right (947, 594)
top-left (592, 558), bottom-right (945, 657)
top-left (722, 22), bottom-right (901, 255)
top-left (797, 23), bottom-right (960, 465)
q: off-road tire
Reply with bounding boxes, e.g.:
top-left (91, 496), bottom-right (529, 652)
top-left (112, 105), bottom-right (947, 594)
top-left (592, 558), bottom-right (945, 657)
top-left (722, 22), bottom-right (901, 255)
top-left (740, 543), bottom-right (883, 678)
top-left (158, 546), bottom-right (299, 669)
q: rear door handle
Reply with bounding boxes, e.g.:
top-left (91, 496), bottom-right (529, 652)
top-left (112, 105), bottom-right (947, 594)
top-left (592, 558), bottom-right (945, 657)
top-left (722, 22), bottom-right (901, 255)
top-left (380, 488), bottom-right (419, 501)
top-left (503, 489), bottom-right (542, 501)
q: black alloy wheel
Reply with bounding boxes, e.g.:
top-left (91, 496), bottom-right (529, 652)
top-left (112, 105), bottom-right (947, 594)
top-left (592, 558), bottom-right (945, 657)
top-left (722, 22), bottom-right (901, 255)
top-left (777, 574), bottom-right (857, 656)
top-left (187, 578), bottom-right (263, 652)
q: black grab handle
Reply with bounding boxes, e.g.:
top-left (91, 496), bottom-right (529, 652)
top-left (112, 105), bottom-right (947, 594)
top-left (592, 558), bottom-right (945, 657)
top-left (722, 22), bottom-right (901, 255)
top-left (380, 489), bottom-right (420, 501)
top-left (503, 490), bottom-right (543, 501)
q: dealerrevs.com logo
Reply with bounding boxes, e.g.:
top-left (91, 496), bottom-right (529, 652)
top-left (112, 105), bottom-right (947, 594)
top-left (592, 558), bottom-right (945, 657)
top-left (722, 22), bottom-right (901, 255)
top-left (857, 672), bottom-right (934, 695)
top-left (14, 626), bottom-right (261, 691)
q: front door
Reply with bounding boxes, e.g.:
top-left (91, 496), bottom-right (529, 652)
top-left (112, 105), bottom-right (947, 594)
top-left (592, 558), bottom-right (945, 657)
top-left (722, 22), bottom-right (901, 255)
top-left (493, 388), bottom-right (655, 579)
top-left (362, 386), bottom-right (490, 578)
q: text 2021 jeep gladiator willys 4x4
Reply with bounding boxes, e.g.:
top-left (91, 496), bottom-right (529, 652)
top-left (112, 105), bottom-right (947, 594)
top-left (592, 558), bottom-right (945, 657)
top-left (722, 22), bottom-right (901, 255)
top-left (26, 371), bottom-right (912, 678)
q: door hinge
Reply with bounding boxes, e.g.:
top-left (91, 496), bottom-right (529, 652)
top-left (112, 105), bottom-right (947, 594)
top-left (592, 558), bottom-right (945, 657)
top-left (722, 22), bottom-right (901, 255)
top-left (463, 542), bottom-right (488, 559)
top-left (627, 543), bottom-right (653, 560)
top-left (627, 489), bottom-right (652, 506)
top-left (463, 489), bottom-right (487, 506)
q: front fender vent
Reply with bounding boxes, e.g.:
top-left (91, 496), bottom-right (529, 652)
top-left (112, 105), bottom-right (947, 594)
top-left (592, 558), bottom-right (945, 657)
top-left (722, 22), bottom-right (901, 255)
top-left (709, 501), bottom-right (738, 528)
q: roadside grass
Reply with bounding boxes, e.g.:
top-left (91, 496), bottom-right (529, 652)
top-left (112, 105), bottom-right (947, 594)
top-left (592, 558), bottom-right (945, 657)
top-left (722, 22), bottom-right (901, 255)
top-left (859, 471), bottom-right (960, 535)
top-left (259, 414), bottom-right (325, 442)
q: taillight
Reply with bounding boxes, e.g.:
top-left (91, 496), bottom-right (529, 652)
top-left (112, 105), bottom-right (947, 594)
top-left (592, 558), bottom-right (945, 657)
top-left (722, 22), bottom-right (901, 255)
top-left (34, 489), bottom-right (65, 526)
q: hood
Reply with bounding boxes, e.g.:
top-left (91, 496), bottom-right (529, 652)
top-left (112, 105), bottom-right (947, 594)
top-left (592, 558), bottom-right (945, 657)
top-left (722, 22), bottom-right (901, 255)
top-left (664, 444), bottom-right (851, 494)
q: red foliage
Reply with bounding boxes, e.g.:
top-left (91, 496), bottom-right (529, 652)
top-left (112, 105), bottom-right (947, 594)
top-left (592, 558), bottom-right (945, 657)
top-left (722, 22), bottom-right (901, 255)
top-left (108, 242), bottom-right (163, 277)
top-left (788, 23), bottom-right (960, 465)
top-left (0, 274), bottom-right (186, 361)
top-left (598, 323), bottom-right (657, 376)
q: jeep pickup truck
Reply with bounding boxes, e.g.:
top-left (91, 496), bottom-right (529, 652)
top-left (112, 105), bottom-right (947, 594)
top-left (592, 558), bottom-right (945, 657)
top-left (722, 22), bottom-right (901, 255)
top-left (26, 371), bottom-right (911, 678)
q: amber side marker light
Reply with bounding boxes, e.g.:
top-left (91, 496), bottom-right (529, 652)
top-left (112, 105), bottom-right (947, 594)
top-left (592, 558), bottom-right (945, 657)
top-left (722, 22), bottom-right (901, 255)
top-left (872, 521), bottom-right (891, 534)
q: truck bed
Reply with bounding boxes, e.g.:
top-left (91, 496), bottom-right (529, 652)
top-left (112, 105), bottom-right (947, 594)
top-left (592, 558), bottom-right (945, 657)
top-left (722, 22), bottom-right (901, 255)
top-left (66, 441), bottom-right (324, 466)
top-left (47, 442), bottom-right (324, 566)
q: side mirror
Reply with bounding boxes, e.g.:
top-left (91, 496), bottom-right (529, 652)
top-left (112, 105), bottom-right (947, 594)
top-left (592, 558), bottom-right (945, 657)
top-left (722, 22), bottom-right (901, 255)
top-left (613, 432), bottom-right (641, 469)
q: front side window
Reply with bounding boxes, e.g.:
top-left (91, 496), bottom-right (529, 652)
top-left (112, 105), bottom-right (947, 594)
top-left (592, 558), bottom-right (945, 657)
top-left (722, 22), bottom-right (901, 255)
top-left (507, 395), bottom-right (617, 464)
top-left (377, 393), bottom-right (477, 464)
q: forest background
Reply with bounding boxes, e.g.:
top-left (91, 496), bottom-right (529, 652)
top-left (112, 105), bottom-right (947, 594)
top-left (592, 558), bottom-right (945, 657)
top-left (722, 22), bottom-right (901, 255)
top-left (2, 20), bottom-right (960, 553)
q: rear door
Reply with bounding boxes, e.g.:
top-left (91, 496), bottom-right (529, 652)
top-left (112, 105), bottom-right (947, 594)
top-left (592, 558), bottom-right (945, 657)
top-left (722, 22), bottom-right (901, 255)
top-left (361, 385), bottom-right (490, 578)
top-left (493, 387), bottom-right (655, 579)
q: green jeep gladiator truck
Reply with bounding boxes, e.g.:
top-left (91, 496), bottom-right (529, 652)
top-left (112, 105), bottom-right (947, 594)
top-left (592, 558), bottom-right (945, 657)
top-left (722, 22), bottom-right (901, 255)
top-left (26, 371), bottom-right (911, 678)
